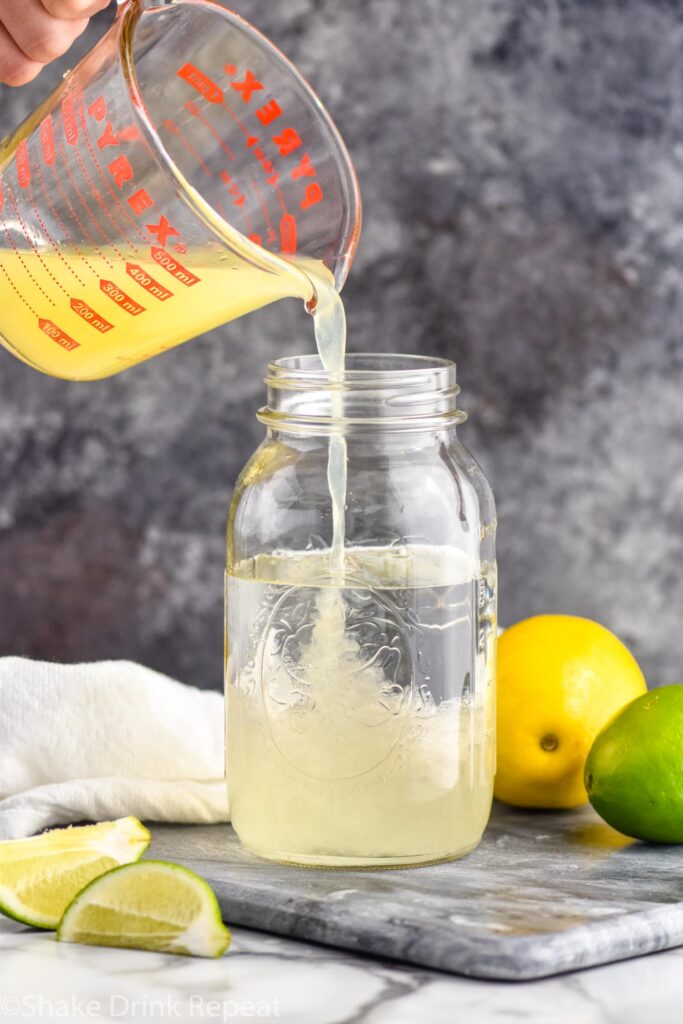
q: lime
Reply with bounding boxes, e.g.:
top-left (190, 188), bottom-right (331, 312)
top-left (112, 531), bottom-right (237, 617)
top-left (585, 685), bottom-right (683, 843)
top-left (0, 817), bottom-right (150, 929)
top-left (57, 860), bottom-right (231, 958)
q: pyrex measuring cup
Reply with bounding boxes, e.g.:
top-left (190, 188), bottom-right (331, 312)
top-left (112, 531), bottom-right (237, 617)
top-left (0, 0), bottom-right (360, 380)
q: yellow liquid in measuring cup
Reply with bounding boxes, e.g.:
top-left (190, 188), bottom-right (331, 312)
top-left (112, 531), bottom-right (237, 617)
top-left (227, 547), bottom-right (496, 867)
top-left (0, 245), bottom-right (317, 380)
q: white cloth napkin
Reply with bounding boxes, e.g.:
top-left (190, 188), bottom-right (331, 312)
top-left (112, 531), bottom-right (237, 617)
top-left (0, 657), bottom-right (229, 840)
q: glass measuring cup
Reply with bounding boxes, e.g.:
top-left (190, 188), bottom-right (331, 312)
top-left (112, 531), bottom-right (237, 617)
top-left (0, 0), bottom-right (360, 380)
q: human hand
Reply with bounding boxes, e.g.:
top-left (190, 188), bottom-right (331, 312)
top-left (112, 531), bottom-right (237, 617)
top-left (0, 0), bottom-right (111, 86)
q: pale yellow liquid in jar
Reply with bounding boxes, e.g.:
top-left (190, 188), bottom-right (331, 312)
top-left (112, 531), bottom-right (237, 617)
top-left (227, 547), bottom-right (496, 867)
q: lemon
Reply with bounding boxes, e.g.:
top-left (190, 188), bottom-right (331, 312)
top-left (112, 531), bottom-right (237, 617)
top-left (57, 860), bottom-right (231, 958)
top-left (0, 817), bottom-right (150, 929)
top-left (495, 615), bottom-right (647, 808)
top-left (585, 685), bottom-right (683, 843)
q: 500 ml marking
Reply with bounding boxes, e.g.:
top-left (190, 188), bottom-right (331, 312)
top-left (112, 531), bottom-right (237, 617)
top-left (151, 247), bottom-right (199, 286)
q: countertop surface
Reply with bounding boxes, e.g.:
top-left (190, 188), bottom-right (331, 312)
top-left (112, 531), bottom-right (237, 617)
top-left (149, 807), bottom-right (683, 981)
top-left (3, 913), bottom-right (683, 1023)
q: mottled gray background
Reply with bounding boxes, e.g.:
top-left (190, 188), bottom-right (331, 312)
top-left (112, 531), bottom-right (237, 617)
top-left (1, 0), bottom-right (681, 690)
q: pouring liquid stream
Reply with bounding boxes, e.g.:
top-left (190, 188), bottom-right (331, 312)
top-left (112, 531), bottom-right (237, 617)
top-left (310, 276), bottom-right (348, 575)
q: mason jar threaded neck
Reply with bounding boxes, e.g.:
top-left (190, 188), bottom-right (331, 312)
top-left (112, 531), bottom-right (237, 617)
top-left (257, 353), bottom-right (466, 434)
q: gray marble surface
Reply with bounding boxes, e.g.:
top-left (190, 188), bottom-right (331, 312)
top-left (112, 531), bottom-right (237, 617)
top-left (3, 899), bottom-right (683, 1023)
top-left (148, 803), bottom-right (683, 981)
top-left (1, 1), bottom-right (682, 691)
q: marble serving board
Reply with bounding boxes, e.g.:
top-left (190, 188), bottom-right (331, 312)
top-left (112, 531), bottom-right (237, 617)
top-left (149, 804), bottom-right (683, 981)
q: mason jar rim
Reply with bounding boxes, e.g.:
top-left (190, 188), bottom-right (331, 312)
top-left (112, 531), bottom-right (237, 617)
top-left (259, 353), bottom-right (466, 433)
top-left (265, 353), bottom-right (457, 387)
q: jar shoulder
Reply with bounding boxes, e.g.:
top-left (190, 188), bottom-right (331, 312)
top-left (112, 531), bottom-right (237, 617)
top-left (447, 436), bottom-right (496, 520)
top-left (228, 431), bottom-right (496, 562)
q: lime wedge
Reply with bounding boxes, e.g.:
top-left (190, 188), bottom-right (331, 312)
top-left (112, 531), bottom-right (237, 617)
top-left (57, 860), bottom-right (231, 958)
top-left (0, 817), bottom-right (150, 929)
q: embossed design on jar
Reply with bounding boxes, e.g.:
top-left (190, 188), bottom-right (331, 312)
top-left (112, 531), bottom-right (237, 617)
top-left (257, 580), bottom-right (414, 781)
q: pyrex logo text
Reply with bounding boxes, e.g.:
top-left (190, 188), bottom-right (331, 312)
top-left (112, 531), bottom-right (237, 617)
top-left (178, 61), bottom-right (325, 212)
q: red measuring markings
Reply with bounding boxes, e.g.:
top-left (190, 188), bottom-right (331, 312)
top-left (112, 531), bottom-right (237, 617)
top-left (219, 61), bottom-right (325, 212)
top-left (39, 116), bottom-right (56, 166)
top-left (38, 318), bottom-right (80, 351)
top-left (34, 161), bottom-right (87, 286)
top-left (126, 262), bottom-right (173, 301)
top-left (184, 101), bottom-right (235, 160)
top-left (57, 139), bottom-right (118, 266)
top-left (75, 96), bottom-right (145, 252)
top-left (249, 178), bottom-right (277, 246)
top-left (218, 169), bottom-right (246, 207)
top-left (61, 92), bottom-right (79, 146)
top-left (16, 140), bottom-right (31, 188)
top-left (162, 118), bottom-right (213, 177)
top-left (70, 298), bottom-right (114, 333)
top-left (246, 136), bottom-right (278, 182)
top-left (150, 247), bottom-right (200, 287)
top-left (279, 213), bottom-right (297, 255)
top-left (100, 280), bottom-right (145, 316)
top-left (177, 63), bottom-right (224, 104)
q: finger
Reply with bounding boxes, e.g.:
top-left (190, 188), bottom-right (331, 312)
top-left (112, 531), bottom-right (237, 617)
top-left (0, 21), bottom-right (44, 85)
top-left (0, 0), bottom-right (88, 64)
top-left (40, 0), bottom-right (110, 20)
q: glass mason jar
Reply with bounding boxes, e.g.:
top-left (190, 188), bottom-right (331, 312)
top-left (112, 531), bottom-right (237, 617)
top-left (226, 354), bottom-right (497, 868)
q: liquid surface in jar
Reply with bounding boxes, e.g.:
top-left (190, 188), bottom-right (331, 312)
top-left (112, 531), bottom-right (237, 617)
top-left (227, 545), bottom-right (497, 866)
